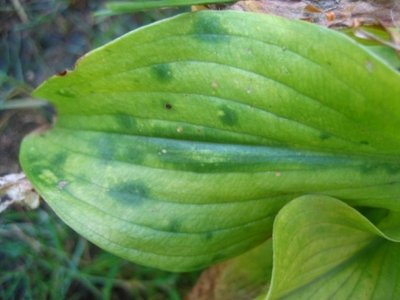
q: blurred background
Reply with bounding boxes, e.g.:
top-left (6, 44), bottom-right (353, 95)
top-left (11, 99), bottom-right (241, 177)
top-left (0, 1), bottom-right (199, 299)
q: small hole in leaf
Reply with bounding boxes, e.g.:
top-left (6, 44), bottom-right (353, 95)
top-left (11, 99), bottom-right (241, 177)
top-left (57, 70), bottom-right (67, 76)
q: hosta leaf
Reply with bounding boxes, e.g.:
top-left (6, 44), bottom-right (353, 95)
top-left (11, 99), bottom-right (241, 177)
top-left (20, 11), bottom-right (400, 271)
top-left (366, 46), bottom-right (400, 71)
top-left (267, 195), bottom-right (400, 300)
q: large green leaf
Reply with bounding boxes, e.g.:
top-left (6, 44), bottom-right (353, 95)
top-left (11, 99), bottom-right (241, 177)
top-left (20, 11), bottom-right (400, 271)
top-left (267, 195), bottom-right (400, 299)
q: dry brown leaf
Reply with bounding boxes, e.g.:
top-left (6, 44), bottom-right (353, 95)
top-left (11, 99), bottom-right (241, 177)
top-left (186, 241), bottom-right (272, 300)
top-left (186, 262), bottom-right (267, 300)
top-left (186, 264), bottom-right (226, 300)
top-left (225, 0), bottom-right (400, 28)
top-left (219, 1), bottom-right (400, 55)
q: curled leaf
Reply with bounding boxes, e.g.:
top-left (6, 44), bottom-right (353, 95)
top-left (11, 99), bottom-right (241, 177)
top-left (268, 195), bottom-right (400, 299)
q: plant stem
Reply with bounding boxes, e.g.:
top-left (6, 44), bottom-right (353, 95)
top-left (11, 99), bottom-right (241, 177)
top-left (106, 0), bottom-right (235, 13)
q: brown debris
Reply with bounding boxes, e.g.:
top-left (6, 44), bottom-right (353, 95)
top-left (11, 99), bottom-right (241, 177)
top-left (222, 1), bottom-right (400, 54)
top-left (227, 0), bottom-right (400, 28)
top-left (186, 264), bottom-right (225, 300)
top-left (57, 70), bottom-right (68, 76)
top-left (186, 260), bottom-right (268, 300)
top-left (0, 173), bottom-right (39, 213)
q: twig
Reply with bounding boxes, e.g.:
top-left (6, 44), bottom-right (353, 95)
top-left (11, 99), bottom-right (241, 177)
top-left (0, 98), bottom-right (47, 110)
top-left (10, 0), bottom-right (29, 24)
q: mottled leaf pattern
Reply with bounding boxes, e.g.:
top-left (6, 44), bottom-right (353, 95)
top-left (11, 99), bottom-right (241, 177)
top-left (20, 11), bottom-right (400, 276)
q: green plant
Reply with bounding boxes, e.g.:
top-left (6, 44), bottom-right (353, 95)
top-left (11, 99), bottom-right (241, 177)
top-left (0, 207), bottom-right (196, 299)
top-left (18, 5), bottom-right (400, 300)
top-left (96, 0), bottom-right (234, 16)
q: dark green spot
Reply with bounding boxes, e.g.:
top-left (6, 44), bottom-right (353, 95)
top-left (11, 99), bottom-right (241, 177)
top-left (192, 14), bottom-right (229, 43)
top-left (123, 148), bottom-right (145, 165)
top-left (360, 162), bottom-right (400, 175)
top-left (204, 231), bottom-right (213, 240)
top-left (115, 115), bottom-right (137, 130)
top-left (108, 182), bottom-right (148, 206)
top-left (383, 163), bottom-right (400, 175)
top-left (319, 132), bottom-right (331, 140)
top-left (218, 106), bottom-right (238, 126)
top-left (360, 140), bottom-right (369, 145)
top-left (117, 146), bottom-right (145, 165)
top-left (49, 152), bottom-right (67, 168)
top-left (168, 219), bottom-right (181, 232)
top-left (359, 163), bottom-right (379, 174)
top-left (97, 137), bottom-right (145, 165)
top-left (152, 64), bottom-right (173, 82)
top-left (164, 103), bottom-right (173, 110)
